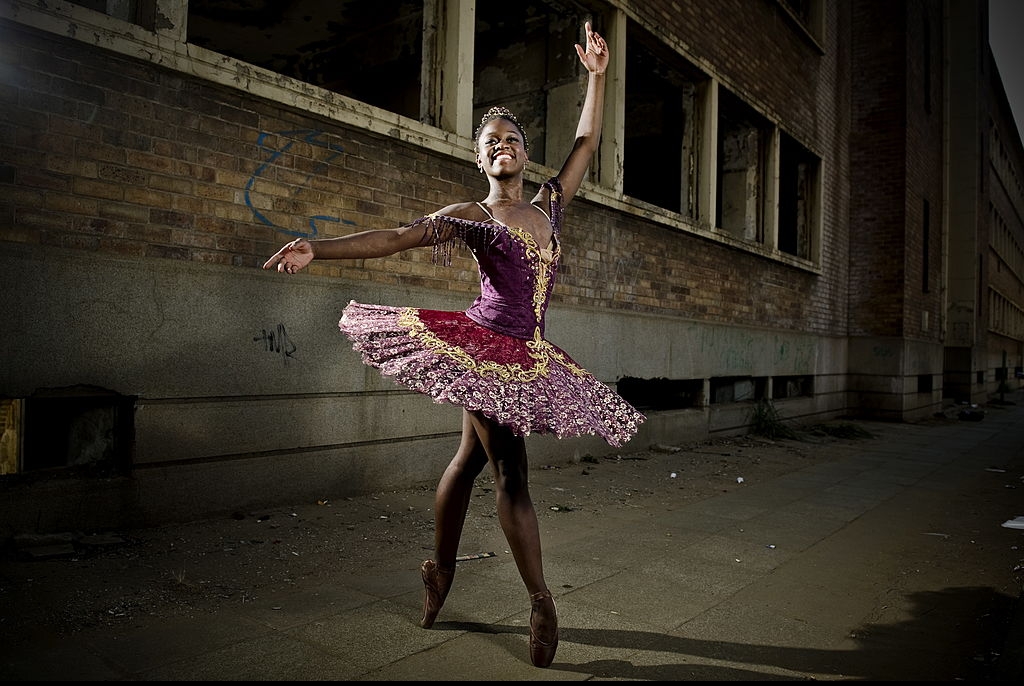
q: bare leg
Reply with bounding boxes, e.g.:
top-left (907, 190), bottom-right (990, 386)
top-left (433, 411), bottom-right (489, 568)
top-left (420, 411), bottom-right (489, 629)
top-left (465, 410), bottom-right (557, 649)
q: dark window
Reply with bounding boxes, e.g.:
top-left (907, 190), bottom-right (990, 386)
top-left (17, 388), bottom-right (134, 477)
top-left (778, 131), bottom-right (819, 259)
top-left (717, 88), bottom-right (770, 243)
top-left (473, 1), bottom-right (595, 166)
top-left (776, 0), bottom-right (824, 43)
top-left (65, 0), bottom-right (156, 29)
top-left (623, 21), bottom-right (706, 217)
top-left (187, 0), bottom-right (424, 121)
top-left (710, 376), bottom-right (766, 404)
top-left (772, 375), bottom-right (813, 399)
top-left (617, 377), bottom-right (703, 411)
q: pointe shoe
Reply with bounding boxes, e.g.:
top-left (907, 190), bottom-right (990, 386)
top-left (529, 589), bottom-right (558, 668)
top-left (419, 560), bottom-right (454, 629)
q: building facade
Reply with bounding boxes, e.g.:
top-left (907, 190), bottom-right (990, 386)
top-left (1, 0), bottom-right (1022, 533)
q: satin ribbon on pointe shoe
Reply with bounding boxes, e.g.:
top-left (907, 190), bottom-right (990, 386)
top-left (529, 589), bottom-right (558, 667)
top-left (419, 560), bottom-right (454, 629)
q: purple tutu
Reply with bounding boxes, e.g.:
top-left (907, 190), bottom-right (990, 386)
top-left (339, 301), bottom-right (644, 447)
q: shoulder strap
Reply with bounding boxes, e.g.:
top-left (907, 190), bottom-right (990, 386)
top-left (531, 202), bottom-right (551, 223)
top-left (476, 201), bottom-right (498, 222)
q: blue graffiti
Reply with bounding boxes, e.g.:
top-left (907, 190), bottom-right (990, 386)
top-left (245, 130), bottom-right (357, 238)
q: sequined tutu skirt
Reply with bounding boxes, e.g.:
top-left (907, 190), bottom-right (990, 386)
top-left (338, 301), bottom-right (644, 447)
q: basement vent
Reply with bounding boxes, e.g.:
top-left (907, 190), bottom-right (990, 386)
top-left (2, 386), bottom-right (135, 477)
top-left (616, 377), bottom-right (703, 411)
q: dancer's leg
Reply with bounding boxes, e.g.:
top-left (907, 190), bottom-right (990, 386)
top-left (420, 411), bottom-right (489, 629)
top-left (466, 410), bottom-right (556, 646)
top-left (433, 410), bottom-right (489, 567)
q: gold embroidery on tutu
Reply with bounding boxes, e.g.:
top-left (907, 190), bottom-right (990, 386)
top-left (397, 309), bottom-right (587, 382)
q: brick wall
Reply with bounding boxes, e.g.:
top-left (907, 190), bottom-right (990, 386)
top-left (847, 1), bottom-right (910, 337)
top-left (901, 0), bottom-right (946, 342)
top-left (0, 7), bottom-right (851, 338)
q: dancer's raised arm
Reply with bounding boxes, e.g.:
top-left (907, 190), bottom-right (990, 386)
top-left (542, 21), bottom-right (609, 208)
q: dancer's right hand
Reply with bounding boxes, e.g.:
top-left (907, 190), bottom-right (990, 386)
top-left (263, 238), bottom-right (314, 274)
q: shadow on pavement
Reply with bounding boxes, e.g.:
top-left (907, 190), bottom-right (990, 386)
top-left (441, 585), bottom-right (1019, 680)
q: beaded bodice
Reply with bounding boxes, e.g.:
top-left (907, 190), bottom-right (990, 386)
top-left (414, 178), bottom-right (564, 340)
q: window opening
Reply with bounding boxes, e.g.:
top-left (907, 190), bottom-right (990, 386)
top-left (771, 375), bottom-right (813, 399)
top-left (65, 0), bottom-right (156, 29)
top-left (617, 377), bottom-right (703, 411)
top-left (709, 376), bottom-right (766, 404)
top-left (623, 21), bottom-right (705, 217)
top-left (13, 387), bottom-right (135, 477)
top-left (917, 374), bottom-right (933, 393)
top-left (776, 0), bottom-right (825, 43)
top-left (716, 88), bottom-right (769, 243)
top-left (186, 0), bottom-right (424, 121)
top-left (473, 0), bottom-right (597, 168)
top-left (778, 130), bottom-right (819, 259)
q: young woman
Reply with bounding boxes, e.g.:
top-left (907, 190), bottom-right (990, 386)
top-left (264, 22), bottom-right (643, 668)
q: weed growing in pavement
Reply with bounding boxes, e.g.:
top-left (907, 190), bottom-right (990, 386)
top-left (748, 399), bottom-right (875, 442)
top-left (749, 399), bottom-right (801, 440)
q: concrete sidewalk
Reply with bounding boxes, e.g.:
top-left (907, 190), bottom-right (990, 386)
top-left (2, 395), bottom-right (1024, 681)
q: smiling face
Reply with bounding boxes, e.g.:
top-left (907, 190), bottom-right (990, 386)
top-left (476, 117), bottom-right (528, 176)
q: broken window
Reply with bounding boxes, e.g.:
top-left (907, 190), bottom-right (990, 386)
top-left (716, 88), bottom-right (770, 243)
top-left (64, 0), bottom-right (157, 29)
top-left (771, 375), bottom-right (813, 400)
top-left (59, 0), bottom-right (825, 271)
top-left (623, 20), bottom-right (706, 217)
top-left (776, 0), bottom-right (825, 43)
top-left (709, 376), bottom-right (767, 404)
top-left (473, 0), bottom-right (599, 168)
top-left (3, 388), bottom-right (135, 477)
top-left (186, 0), bottom-right (425, 121)
top-left (616, 377), bottom-right (704, 411)
top-left (778, 130), bottom-right (820, 259)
